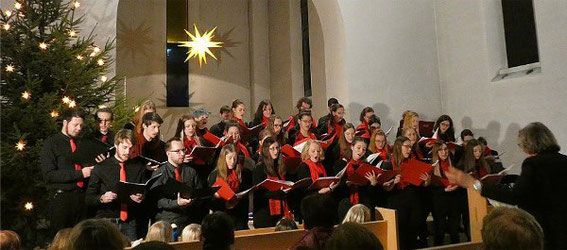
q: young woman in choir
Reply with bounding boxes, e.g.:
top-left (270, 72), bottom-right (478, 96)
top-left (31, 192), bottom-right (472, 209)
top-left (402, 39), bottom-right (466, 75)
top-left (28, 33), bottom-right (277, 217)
top-left (125, 100), bottom-right (156, 133)
top-left (433, 115), bottom-right (456, 142)
top-left (251, 99), bottom-right (275, 127)
top-left (332, 123), bottom-right (355, 161)
top-left (223, 121), bottom-right (251, 159)
top-left (252, 129), bottom-right (274, 162)
top-left (367, 129), bottom-right (391, 165)
top-left (396, 110), bottom-right (419, 137)
top-left (287, 111), bottom-right (317, 146)
top-left (267, 114), bottom-right (285, 145)
top-left (208, 144), bottom-right (253, 230)
top-left (385, 136), bottom-right (430, 250)
top-left (285, 97), bottom-right (316, 132)
top-left (355, 107), bottom-right (375, 139)
top-left (457, 138), bottom-right (503, 178)
top-left (430, 141), bottom-right (460, 245)
top-left (297, 140), bottom-right (338, 194)
top-left (316, 103), bottom-right (345, 138)
top-left (230, 99), bottom-right (247, 131)
top-left (402, 127), bottom-right (425, 161)
top-left (253, 137), bottom-right (293, 228)
top-left (173, 115), bottom-right (212, 181)
top-left (333, 137), bottom-right (381, 220)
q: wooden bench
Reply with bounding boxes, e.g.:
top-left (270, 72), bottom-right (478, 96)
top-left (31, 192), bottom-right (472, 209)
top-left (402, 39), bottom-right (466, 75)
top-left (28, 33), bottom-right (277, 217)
top-left (234, 224), bottom-right (304, 237)
top-left (165, 215), bottom-right (397, 250)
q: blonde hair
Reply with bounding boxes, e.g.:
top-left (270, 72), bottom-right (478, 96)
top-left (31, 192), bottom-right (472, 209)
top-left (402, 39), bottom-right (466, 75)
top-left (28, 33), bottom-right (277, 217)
top-left (402, 111), bottom-right (419, 134)
top-left (145, 221), bottom-right (172, 243)
top-left (518, 122), bottom-right (560, 154)
top-left (134, 100), bottom-right (156, 134)
top-left (300, 140), bottom-right (325, 161)
top-left (342, 204), bottom-right (371, 224)
top-left (181, 224), bottom-right (201, 242)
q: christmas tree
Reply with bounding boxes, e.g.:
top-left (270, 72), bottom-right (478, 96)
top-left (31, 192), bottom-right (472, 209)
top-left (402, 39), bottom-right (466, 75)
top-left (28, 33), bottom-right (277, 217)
top-left (1, 0), bottom-right (130, 247)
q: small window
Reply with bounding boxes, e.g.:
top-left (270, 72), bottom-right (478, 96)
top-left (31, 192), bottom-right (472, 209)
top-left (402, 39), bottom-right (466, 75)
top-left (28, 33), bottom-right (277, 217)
top-left (166, 0), bottom-right (189, 107)
top-left (300, 0), bottom-right (312, 97)
top-left (501, 0), bottom-right (539, 68)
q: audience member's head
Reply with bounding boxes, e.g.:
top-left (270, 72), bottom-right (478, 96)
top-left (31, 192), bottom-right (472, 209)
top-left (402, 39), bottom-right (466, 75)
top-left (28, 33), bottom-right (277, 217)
top-left (132, 241), bottom-right (175, 250)
top-left (460, 129), bottom-right (474, 146)
top-left (68, 219), bottom-right (128, 250)
top-left (342, 204), bottom-right (371, 224)
top-left (275, 218), bottom-right (299, 231)
top-left (201, 211), bottom-right (234, 250)
top-left (482, 207), bottom-right (544, 250)
top-left (145, 221), bottom-right (172, 243)
top-left (0, 230), bottom-right (20, 250)
top-left (49, 228), bottom-right (72, 250)
top-left (325, 223), bottom-right (383, 250)
top-left (181, 224), bottom-right (201, 242)
top-left (301, 194), bottom-right (338, 230)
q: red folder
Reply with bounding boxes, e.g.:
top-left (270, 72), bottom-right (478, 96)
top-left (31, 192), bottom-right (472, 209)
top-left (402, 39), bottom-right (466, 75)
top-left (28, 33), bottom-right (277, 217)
top-left (202, 131), bottom-right (222, 146)
top-left (347, 163), bottom-right (385, 186)
top-left (376, 170), bottom-right (398, 184)
top-left (308, 176), bottom-right (341, 190)
top-left (212, 179), bottom-right (236, 201)
top-left (281, 144), bottom-right (301, 157)
top-left (480, 173), bottom-right (505, 186)
top-left (418, 137), bottom-right (437, 146)
top-left (257, 178), bottom-right (311, 192)
top-left (401, 158), bottom-right (434, 186)
top-left (241, 123), bottom-right (265, 143)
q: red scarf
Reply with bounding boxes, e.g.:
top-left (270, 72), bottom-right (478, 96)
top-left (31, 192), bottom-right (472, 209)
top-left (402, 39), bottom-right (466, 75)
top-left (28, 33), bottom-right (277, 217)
top-left (476, 160), bottom-right (488, 178)
top-left (226, 168), bottom-right (240, 192)
top-left (295, 131), bottom-right (316, 146)
top-left (327, 120), bottom-right (343, 139)
top-left (233, 117), bottom-right (248, 132)
top-left (356, 122), bottom-right (371, 139)
top-left (374, 148), bottom-right (389, 162)
top-left (484, 146), bottom-right (493, 157)
top-left (267, 175), bottom-right (293, 218)
top-left (304, 159), bottom-right (327, 181)
top-left (345, 159), bottom-right (361, 204)
top-left (262, 116), bottom-right (269, 127)
top-left (438, 159), bottom-right (451, 178)
top-left (392, 156), bottom-right (410, 190)
top-left (184, 138), bottom-right (197, 151)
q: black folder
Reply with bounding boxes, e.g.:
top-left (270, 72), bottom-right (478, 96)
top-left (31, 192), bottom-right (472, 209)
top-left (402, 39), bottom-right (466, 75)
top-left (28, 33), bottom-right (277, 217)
top-left (71, 138), bottom-right (114, 166)
top-left (113, 173), bottom-right (163, 201)
top-left (163, 178), bottom-right (220, 200)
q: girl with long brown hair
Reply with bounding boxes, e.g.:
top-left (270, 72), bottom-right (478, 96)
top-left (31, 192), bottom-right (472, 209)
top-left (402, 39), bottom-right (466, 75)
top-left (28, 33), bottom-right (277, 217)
top-left (207, 144), bottom-right (252, 230)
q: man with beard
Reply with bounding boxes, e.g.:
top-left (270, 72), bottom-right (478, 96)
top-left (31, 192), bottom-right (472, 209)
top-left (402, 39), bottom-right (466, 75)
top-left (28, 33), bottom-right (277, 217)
top-left (150, 137), bottom-right (206, 230)
top-left (86, 129), bottom-right (147, 241)
top-left (40, 110), bottom-right (95, 236)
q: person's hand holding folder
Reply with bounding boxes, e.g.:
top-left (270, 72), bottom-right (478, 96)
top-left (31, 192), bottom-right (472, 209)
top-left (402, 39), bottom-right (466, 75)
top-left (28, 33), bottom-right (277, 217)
top-left (177, 193), bottom-right (193, 207)
top-left (100, 191), bottom-right (117, 203)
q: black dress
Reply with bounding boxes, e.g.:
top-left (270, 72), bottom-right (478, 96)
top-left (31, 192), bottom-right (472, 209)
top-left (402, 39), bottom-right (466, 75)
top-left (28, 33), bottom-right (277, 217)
top-left (207, 168), bottom-right (253, 230)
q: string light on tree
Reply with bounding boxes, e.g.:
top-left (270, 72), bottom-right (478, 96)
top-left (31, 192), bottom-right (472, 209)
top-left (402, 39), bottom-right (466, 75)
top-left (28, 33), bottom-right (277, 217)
top-left (14, 2), bottom-right (22, 10)
top-left (98, 104), bottom-right (107, 109)
top-left (5, 64), bottom-right (15, 72)
top-left (68, 30), bottom-right (77, 37)
top-left (4, 10), bottom-right (13, 17)
top-left (96, 59), bottom-right (104, 66)
top-left (93, 46), bottom-right (101, 53)
top-left (21, 91), bottom-right (31, 100)
top-left (73, 1), bottom-right (80, 9)
top-left (24, 202), bottom-right (34, 211)
top-left (100, 76), bottom-right (108, 82)
top-left (15, 140), bottom-right (26, 151)
top-left (179, 24), bottom-right (223, 67)
top-left (134, 106), bottom-right (140, 112)
top-left (76, 54), bottom-right (84, 60)
top-left (2, 23), bottom-right (11, 31)
top-left (68, 100), bottom-right (76, 108)
top-left (50, 110), bottom-right (59, 118)
top-left (38, 42), bottom-right (48, 50)
top-left (62, 96), bottom-right (71, 104)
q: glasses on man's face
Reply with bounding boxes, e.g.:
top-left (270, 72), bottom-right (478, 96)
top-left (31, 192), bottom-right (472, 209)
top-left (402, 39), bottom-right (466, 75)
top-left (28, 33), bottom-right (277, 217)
top-left (98, 119), bottom-right (111, 124)
top-left (168, 149), bottom-right (185, 154)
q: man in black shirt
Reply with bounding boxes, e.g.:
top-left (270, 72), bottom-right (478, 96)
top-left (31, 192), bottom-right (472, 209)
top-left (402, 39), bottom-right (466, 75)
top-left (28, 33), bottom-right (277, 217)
top-left (86, 129), bottom-right (147, 241)
top-left (40, 110), bottom-right (95, 236)
top-left (92, 107), bottom-right (114, 145)
top-left (150, 137), bottom-right (206, 230)
top-left (210, 105), bottom-right (231, 138)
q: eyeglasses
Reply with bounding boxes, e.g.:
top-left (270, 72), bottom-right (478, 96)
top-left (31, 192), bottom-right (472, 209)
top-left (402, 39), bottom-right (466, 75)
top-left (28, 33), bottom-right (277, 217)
top-left (168, 149), bottom-right (185, 154)
top-left (98, 119), bottom-right (112, 123)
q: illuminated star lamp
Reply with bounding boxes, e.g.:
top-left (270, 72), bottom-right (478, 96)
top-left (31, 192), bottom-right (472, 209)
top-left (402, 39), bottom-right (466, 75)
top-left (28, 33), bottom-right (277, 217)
top-left (24, 202), bottom-right (33, 211)
top-left (178, 24), bottom-right (223, 67)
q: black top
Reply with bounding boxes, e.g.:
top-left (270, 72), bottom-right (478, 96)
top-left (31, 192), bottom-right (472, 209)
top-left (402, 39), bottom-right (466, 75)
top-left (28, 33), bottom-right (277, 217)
top-left (40, 132), bottom-right (85, 191)
top-left (317, 113), bottom-right (332, 131)
top-left (207, 168), bottom-right (253, 230)
top-left (252, 161), bottom-right (289, 228)
top-left (209, 121), bottom-right (226, 138)
top-left (481, 151), bottom-right (567, 250)
top-left (332, 159), bottom-right (380, 218)
top-left (150, 162), bottom-right (205, 224)
top-left (91, 130), bottom-right (115, 146)
top-left (85, 156), bottom-right (147, 220)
